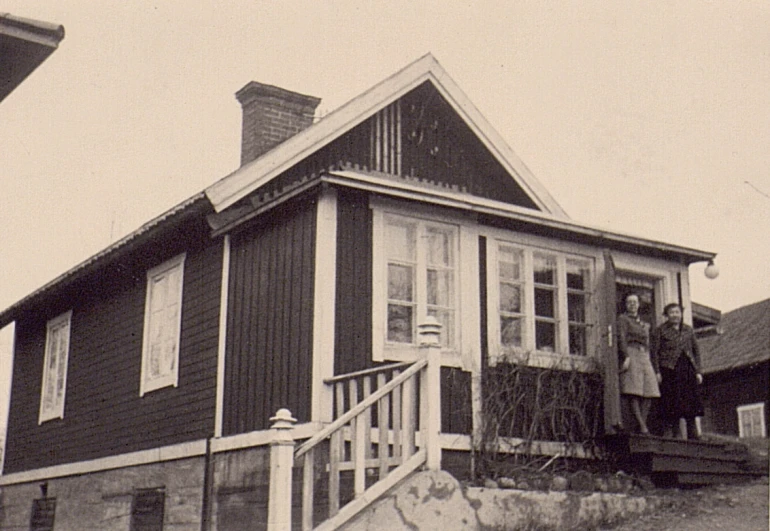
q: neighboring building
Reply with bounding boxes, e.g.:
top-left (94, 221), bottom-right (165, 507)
top-left (692, 301), bottom-right (722, 339)
top-left (700, 298), bottom-right (770, 438)
top-left (0, 55), bottom-right (715, 530)
top-left (0, 13), bottom-right (64, 103)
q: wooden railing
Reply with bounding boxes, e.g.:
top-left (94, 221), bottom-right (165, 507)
top-left (266, 319), bottom-right (443, 531)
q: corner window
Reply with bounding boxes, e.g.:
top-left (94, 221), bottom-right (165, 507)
top-left (488, 240), bottom-right (594, 367)
top-left (737, 403), bottom-right (766, 438)
top-left (372, 203), bottom-right (478, 366)
top-left (140, 254), bottom-right (185, 396)
top-left (39, 311), bottom-right (72, 423)
top-left (30, 498), bottom-right (56, 531)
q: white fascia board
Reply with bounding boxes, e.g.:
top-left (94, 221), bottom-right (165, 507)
top-left (323, 170), bottom-right (716, 263)
top-left (206, 53), bottom-right (566, 219)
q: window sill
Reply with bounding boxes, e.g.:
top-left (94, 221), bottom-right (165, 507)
top-left (489, 349), bottom-right (600, 373)
top-left (379, 344), bottom-right (465, 368)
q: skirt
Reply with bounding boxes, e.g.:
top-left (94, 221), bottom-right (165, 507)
top-left (620, 344), bottom-right (661, 398)
top-left (659, 355), bottom-right (704, 423)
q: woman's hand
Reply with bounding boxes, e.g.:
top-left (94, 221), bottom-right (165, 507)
top-left (696, 373), bottom-right (703, 385)
top-left (620, 356), bottom-right (631, 373)
top-left (656, 372), bottom-right (662, 384)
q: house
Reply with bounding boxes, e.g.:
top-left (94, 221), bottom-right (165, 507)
top-left (0, 13), bottom-right (64, 103)
top-left (699, 298), bottom-right (770, 438)
top-left (692, 301), bottom-right (722, 339)
top-left (0, 54), bottom-right (716, 530)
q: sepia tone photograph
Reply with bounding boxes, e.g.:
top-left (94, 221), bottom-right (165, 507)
top-left (0, 2), bottom-right (767, 530)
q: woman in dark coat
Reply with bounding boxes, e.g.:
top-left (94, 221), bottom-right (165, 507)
top-left (651, 303), bottom-right (704, 439)
top-left (618, 293), bottom-right (660, 434)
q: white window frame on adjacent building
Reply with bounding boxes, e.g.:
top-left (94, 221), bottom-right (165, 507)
top-left (486, 236), bottom-right (596, 371)
top-left (140, 253), bottom-right (185, 396)
top-left (737, 402), bottom-right (766, 438)
top-left (39, 311), bottom-right (72, 423)
top-left (371, 199), bottom-right (479, 368)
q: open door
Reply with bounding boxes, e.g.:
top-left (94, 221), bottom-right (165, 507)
top-left (601, 251), bottom-right (622, 434)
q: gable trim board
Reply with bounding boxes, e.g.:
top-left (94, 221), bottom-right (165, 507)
top-left (205, 53), bottom-right (567, 219)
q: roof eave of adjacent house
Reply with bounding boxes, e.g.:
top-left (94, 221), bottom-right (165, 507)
top-left (0, 13), bottom-right (65, 102)
top-left (205, 53), bottom-right (569, 220)
top-left (0, 193), bottom-right (208, 329)
top-left (324, 169), bottom-right (716, 264)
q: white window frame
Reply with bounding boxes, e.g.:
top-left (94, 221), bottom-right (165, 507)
top-left (140, 253), bottom-right (185, 396)
top-left (372, 199), bottom-right (479, 368)
top-left (737, 402), bottom-right (766, 438)
top-left (39, 311), bottom-right (72, 423)
top-left (486, 236), bottom-right (597, 372)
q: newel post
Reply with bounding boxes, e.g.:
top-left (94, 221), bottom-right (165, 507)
top-left (267, 408), bottom-right (296, 531)
top-left (419, 316), bottom-right (442, 471)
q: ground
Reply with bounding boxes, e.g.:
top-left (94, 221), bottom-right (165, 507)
top-left (601, 477), bottom-right (769, 531)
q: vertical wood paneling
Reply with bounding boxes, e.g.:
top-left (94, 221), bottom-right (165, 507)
top-left (334, 189), bottom-right (374, 375)
top-left (223, 198), bottom-right (317, 435)
top-left (4, 220), bottom-right (222, 473)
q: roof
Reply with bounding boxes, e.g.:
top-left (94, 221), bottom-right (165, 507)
top-left (205, 53), bottom-right (569, 219)
top-left (0, 194), bottom-right (209, 328)
top-left (700, 298), bottom-right (770, 374)
top-left (0, 13), bottom-right (64, 102)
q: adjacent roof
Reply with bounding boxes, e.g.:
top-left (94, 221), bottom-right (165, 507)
top-left (206, 53), bottom-right (569, 219)
top-left (0, 13), bottom-right (64, 102)
top-left (700, 298), bottom-right (770, 374)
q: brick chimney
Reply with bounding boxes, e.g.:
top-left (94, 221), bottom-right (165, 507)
top-left (236, 81), bottom-right (321, 166)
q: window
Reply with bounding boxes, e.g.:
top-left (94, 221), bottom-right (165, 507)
top-left (131, 489), bottom-right (165, 531)
top-left (488, 240), bottom-right (594, 367)
top-left (39, 311), bottom-right (72, 423)
top-left (383, 214), bottom-right (457, 349)
top-left (737, 403), bottom-right (766, 438)
top-left (29, 498), bottom-right (56, 531)
top-left (141, 254), bottom-right (185, 396)
top-left (372, 204), bottom-right (479, 365)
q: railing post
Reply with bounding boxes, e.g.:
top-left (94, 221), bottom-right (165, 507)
top-left (418, 316), bottom-right (442, 471)
top-left (268, 408), bottom-right (296, 531)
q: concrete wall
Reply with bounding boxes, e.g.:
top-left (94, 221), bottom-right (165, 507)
top-left (0, 457), bottom-right (205, 531)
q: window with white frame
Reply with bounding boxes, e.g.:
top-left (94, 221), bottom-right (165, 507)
top-left (372, 203), bottom-right (481, 365)
top-left (488, 240), bottom-right (594, 366)
top-left (737, 403), bottom-right (766, 438)
top-left (140, 254), bottom-right (185, 396)
top-left (39, 311), bottom-right (72, 423)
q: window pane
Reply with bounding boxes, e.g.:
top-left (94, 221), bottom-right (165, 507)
top-left (427, 269), bottom-right (453, 306)
top-left (534, 287), bottom-right (556, 318)
top-left (498, 246), bottom-right (522, 280)
top-left (566, 259), bottom-right (589, 290)
top-left (388, 264), bottom-right (414, 301)
top-left (568, 293), bottom-right (586, 323)
top-left (533, 254), bottom-right (556, 285)
top-left (569, 325), bottom-right (587, 356)
top-left (428, 308), bottom-right (453, 348)
top-left (535, 321), bottom-right (556, 351)
top-left (499, 283), bottom-right (522, 313)
top-left (426, 228), bottom-right (452, 267)
top-left (386, 220), bottom-right (416, 261)
top-left (500, 316), bottom-right (522, 347)
top-left (387, 304), bottom-right (413, 343)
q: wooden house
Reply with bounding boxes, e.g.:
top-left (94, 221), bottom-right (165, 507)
top-left (0, 54), bottom-right (716, 530)
top-left (699, 298), bottom-right (770, 438)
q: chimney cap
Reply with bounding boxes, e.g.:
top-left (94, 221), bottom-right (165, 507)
top-left (235, 80), bottom-right (321, 109)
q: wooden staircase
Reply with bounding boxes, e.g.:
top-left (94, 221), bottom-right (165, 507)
top-left (606, 434), bottom-right (767, 486)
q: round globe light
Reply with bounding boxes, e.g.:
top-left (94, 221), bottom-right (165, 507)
top-left (704, 261), bottom-right (719, 280)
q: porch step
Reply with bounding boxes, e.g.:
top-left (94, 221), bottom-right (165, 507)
top-left (607, 434), bottom-right (765, 486)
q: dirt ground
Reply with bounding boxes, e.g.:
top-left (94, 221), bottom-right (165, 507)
top-left (602, 477), bottom-right (769, 531)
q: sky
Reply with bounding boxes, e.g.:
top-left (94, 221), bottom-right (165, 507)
top-left (1, 1), bottom-right (768, 323)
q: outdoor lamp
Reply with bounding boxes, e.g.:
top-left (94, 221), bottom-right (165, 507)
top-left (704, 260), bottom-right (719, 280)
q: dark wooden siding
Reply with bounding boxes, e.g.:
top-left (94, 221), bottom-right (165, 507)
top-left (223, 197), bottom-right (316, 435)
top-left (701, 362), bottom-right (769, 436)
top-left (333, 187), bottom-right (471, 434)
top-left (4, 219), bottom-right (222, 473)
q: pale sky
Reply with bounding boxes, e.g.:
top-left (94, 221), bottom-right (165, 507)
top-left (2, 0), bottom-right (769, 322)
